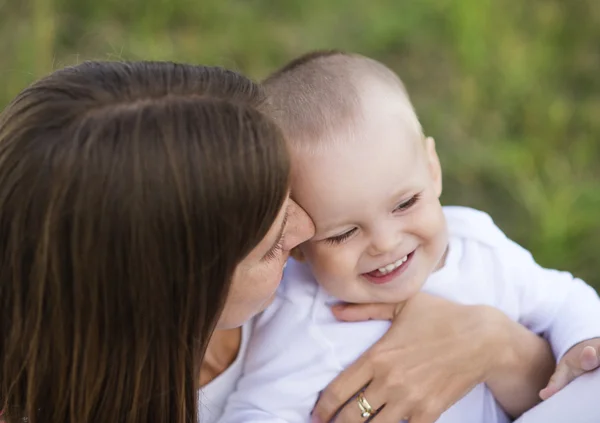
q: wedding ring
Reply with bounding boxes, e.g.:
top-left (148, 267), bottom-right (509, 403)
top-left (357, 392), bottom-right (374, 419)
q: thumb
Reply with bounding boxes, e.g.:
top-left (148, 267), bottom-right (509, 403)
top-left (539, 361), bottom-right (577, 400)
top-left (331, 302), bottom-right (405, 322)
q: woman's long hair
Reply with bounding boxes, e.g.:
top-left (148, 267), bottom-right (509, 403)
top-left (0, 61), bottom-right (290, 422)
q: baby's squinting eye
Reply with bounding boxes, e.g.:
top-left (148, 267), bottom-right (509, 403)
top-left (324, 228), bottom-right (357, 246)
top-left (394, 193), bottom-right (421, 212)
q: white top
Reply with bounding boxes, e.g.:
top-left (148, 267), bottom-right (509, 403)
top-left (198, 323), bottom-right (252, 423)
top-left (218, 206), bottom-right (600, 423)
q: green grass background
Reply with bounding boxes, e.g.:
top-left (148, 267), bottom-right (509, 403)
top-left (1, 0), bottom-right (599, 291)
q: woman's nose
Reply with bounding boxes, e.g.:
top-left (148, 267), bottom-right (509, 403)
top-left (283, 199), bottom-right (315, 250)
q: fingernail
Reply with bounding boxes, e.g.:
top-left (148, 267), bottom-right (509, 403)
top-left (310, 416), bottom-right (322, 423)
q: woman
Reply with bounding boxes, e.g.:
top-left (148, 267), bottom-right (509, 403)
top-left (0, 60), bottom-right (308, 422)
top-left (0, 61), bottom-right (579, 423)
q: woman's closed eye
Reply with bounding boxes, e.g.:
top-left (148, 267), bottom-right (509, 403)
top-left (262, 210), bottom-right (289, 263)
top-left (262, 237), bottom-right (284, 263)
top-left (324, 228), bottom-right (357, 246)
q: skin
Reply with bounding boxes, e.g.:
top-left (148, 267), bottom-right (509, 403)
top-left (321, 296), bottom-right (555, 423)
top-left (290, 79), bottom-right (595, 422)
top-left (292, 82), bottom-right (446, 306)
top-left (217, 197), bottom-right (316, 330)
top-left (540, 339), bottom-right (600, 400)
top-left (199, 78), bottom-right (597, 422)
top-left (200, 197), bottom-right (314, 386)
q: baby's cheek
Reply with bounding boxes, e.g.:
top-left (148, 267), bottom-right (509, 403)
top-left (312, 249), bottom-right (348, 278)
top-left (417, 204), bottom-right (446, 241)
top-left (310, 247), bottom-right (356, 283)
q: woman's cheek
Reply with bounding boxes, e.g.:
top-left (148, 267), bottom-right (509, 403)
top-left (265, 259), bottom-right (286, 290)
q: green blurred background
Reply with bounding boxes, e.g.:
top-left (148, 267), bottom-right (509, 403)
top-left (1, 0), bottom-right (599, 291)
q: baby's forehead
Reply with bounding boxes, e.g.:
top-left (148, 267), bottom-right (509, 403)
top-left (291, 122), bottom-right (424, 189)
top-left (290, 137), bottom-right (425, 232)
top-left (291, 98), bottom-right (423, 158)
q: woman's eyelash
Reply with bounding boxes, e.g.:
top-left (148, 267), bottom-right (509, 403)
top-left (324, 228), bottom-right (357, 245)
top-left (263, 238), bottom-right (284, 262)
top-left (394, 193), bottom-right (421, 212)
top-left (262, 211), bottom-right (289, 263)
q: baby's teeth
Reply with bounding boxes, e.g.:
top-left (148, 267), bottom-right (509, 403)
top-left (377, 254), bottom-right (409, 275)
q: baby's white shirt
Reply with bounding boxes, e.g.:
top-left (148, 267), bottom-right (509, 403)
top-left (218, 206), bottom-right (600, 423)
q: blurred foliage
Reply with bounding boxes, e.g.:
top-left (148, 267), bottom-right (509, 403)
top-left (1, 0), bottom-right (599, 290)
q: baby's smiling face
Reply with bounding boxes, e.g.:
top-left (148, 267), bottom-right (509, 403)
top-left (291, 85), bottom-right (449, 304)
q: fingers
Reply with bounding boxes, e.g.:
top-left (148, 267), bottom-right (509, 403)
top-left (365, 406), bottom-right (406, 423)
top-left (538, 385), bottom-right (557, 401)
top-left (408, 412), bottom-right (438, 423)
top-left (335, 390), bottom-right (441, 423)
top-left (333, 383), bottom-right (387, 423)
top-left (540, 345), bottom-right (600, 400)
top-left (539, 361), bottom-right (577, 400)
top-left (331, 302), bottom-right (405, 322)
top-left (579, 345), bottom-right (600, 371)
top-left (406, 383), bottom-right (467, 423)
top-left (331, 379), bottom-right (443, 423)
top-left (312, 356), bottom-right (373, 423)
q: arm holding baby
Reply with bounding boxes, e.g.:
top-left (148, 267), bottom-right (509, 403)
top-left (492, 237), bottom-right (600, 400)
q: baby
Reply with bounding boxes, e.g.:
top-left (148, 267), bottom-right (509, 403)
top-left (218, 51), bottom-right (600, 423)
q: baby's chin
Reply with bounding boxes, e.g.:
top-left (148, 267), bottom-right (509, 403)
top-left (326, 278), bottom-right (425, 305)
top-left (366, 285), bottom-right (423, 305)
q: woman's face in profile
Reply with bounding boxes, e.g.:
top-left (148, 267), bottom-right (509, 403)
top-left (216, 198), bottom-right (315, 329)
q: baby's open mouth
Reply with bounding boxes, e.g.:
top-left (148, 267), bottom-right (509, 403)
top-left (365, 251), bottom-right (415, 279)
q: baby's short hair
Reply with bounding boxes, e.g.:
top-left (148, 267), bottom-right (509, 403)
top-left (262, 50), bottom-right (423, 149)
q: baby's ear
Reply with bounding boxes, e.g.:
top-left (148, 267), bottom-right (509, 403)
top-left (425, 136), bottom-right (443, 198)
top-left (290, 247), bottom-right (305, 262)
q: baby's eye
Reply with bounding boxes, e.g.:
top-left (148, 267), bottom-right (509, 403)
top-left (394, 193), bottom-right (421, 212)
top-left (324, 228), bottom-right (357, 245)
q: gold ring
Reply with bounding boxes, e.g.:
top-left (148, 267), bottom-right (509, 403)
top-left (357, 392), bottom-right (374, 419)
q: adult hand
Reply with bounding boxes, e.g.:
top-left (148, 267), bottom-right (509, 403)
top-left (311, 293), bottom-right (550, 423)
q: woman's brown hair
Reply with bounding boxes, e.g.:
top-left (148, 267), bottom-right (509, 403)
top-left (0, 61), bottom-right (290, 422)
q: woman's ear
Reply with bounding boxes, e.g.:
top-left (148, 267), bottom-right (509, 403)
top-left (425, 136), bottom-right (443, 198)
